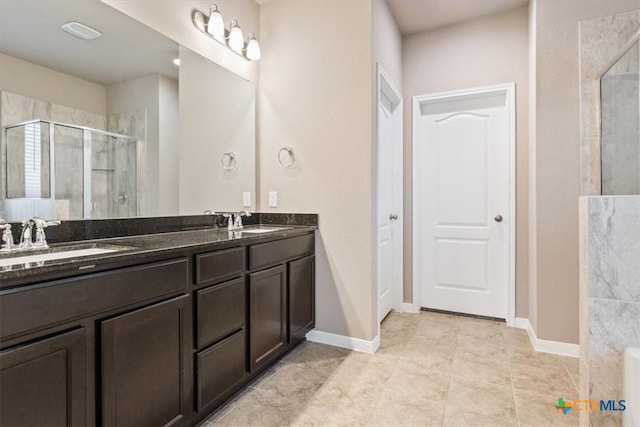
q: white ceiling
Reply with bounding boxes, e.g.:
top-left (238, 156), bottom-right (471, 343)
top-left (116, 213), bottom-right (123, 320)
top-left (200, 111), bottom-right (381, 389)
top-left (386, 0), bottom-right (529, 35)
top-left (0, 0), bottom-right (179, 86)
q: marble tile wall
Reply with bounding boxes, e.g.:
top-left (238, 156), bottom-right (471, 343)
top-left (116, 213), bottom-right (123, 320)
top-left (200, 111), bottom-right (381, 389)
top-left (579, 196), bottom-right (640, 426)
top-left (579, 10), bottom-right (640, 196)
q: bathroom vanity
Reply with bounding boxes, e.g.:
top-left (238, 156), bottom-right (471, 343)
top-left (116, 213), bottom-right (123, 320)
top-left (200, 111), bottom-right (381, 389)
top-left (0, 224), bottom-right (316, 426)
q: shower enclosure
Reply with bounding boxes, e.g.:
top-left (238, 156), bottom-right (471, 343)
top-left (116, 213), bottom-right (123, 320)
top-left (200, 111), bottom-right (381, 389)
top-left (3, 119), bottom-right (140, 221)
top-left (600, 40), bottom-right (640, 194)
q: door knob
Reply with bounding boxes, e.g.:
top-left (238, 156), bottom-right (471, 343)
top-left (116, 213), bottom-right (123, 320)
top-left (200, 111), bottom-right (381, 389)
top-left (494, 215), bottom-right (503, 223)
top-left (390, 214), bottom-right (398, 220)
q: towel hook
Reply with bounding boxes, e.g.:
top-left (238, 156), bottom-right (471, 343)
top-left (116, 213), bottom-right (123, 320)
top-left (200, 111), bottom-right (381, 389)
top-left (278, 146), bottom-right (296, 168)
top-left (221, 151), bottom-right (238, 172)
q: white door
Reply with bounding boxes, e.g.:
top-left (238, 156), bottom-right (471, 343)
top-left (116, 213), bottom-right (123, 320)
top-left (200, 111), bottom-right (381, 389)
top-left (414, 85), bottom-right (514, 320)
top-left (377, 66), bottom-right (403, 322)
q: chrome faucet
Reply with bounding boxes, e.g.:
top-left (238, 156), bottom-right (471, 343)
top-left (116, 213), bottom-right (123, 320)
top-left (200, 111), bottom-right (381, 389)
top-left (223, 211), bottom-right (252, 230)
top-left (234, 211), bottom-right (251, 229)
top-left (0, 219), bottom-right (15, 251)
top-left (19, 217), bottom-right (60, 250)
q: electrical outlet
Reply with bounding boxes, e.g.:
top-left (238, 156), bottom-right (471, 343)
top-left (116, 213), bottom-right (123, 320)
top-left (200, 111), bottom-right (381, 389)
top-left (269, 191), bottom-right (278, 208)
top-left (243, 192), bottom-right (251, 207)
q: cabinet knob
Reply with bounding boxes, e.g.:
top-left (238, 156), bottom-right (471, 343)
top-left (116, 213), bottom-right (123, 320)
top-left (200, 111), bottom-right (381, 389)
top-left (494, 215), bottom-right (503, 223)
top-left (390, 214), bottom-right (398, 221)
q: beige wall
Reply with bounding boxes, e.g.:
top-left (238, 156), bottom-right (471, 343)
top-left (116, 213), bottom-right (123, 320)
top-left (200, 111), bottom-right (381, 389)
top-left (179, 47), bottom-right (256, 214)
top-left (101, 0), bottom-right (259, 83)
top-left (259, 1), bottom-right (375, 341)
top-left (530, 0), bottom-right (640, 344)
top-left (0, 53), bottom-right (106, 116)
top-left (373, 0), bottom-right (402, 89)
top-left (402, 7), bottom-right (530, 316)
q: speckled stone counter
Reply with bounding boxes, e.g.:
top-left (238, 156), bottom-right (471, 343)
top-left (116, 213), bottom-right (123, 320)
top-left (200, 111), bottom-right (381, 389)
top-left (0, 215), bottom-right (317, 287)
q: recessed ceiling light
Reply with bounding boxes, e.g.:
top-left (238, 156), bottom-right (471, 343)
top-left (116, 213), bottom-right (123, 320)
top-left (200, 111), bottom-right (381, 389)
top-left (61, 22), bottom-right (102, 40)
top-left (173, 58), bottom-right (181, 66)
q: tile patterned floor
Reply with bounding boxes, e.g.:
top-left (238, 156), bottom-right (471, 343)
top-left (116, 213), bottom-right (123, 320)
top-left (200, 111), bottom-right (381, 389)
top-left (202, 311), bottom-right (580, 426)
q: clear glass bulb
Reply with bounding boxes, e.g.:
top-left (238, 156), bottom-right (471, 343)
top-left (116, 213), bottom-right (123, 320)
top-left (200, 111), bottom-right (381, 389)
top-left (228, 21), bottom-right (244, 54)
top-left (245, 35), bottom-right (261, 60)
top-left (207, 6), bottom-right (224, 40)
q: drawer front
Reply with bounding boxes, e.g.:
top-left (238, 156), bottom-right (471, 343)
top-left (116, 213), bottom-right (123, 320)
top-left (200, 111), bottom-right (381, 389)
top-left (249, 234), bottom-right (314, 271)
top-left (195, 247), bottom-right (244, 285)
top-left (196, 278), bottom-right (245, 349)
top-left (0, 258), bottom-right (189, 340)
top-left (196, 330), bottom-right (246, 411)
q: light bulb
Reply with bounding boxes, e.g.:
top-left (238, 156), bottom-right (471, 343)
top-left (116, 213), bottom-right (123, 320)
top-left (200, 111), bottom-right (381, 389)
top-left (207, 5), bottom-right (224, 40)
top-left (228, 20), bottom-right (244, 54)
top-left (245, 34), bottom-right (261, 60)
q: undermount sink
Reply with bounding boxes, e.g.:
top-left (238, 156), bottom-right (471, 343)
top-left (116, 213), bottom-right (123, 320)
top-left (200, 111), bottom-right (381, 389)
top-left (0, 245), bottom-right (132, 268)
top-left (240, 227), bottom-right (291, 234)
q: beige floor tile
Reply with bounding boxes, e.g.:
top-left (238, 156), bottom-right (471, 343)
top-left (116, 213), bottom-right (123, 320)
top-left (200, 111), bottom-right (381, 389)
top-left (206, 311), bottom-right (587, 427)
top-left (451, 357), bottom-right (511, 386)
top-left (445, 376), bottom-right (517, 421)
top-left (514, 389), bottom-right (580, 426)
top-left (381, 368), bottom-right (451, 405)
top-left (559, 355), bottom-right (580, 376)
top-left (510, 362), bottom-right (578, 397)
top-left (367, 395), bottom-right (446, 427)
top-left (442, 407), bottom-right (518, 427)
top-left (257, 363), bottom-right (333, 401)
top-left (455, 336), bottom-right (507, 364)
top-left (214, 388), bottom-right (306, 427)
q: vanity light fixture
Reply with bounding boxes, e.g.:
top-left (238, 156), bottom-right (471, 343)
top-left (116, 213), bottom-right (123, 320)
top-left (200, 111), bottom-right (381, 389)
top-left (245, 34), bottom-right (261, 60)
top-left (227, 20), bottom-right (244, 54)
top-left (207, 5), bottom-right (225, 40)
top-left (61, 21), bottom-right (102, 40)
top-left (192, 5), bottom-right (261, 61)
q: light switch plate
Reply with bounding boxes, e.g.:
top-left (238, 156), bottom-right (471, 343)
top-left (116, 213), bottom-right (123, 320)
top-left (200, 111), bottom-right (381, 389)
top-left (269, 191), bottom-right (278, 208)
top-left (243, 192), bottom-right (251, 207)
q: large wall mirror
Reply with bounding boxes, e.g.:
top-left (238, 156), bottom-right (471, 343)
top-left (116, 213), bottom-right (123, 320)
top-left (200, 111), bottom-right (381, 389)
top-left (0, 0), bottom-right (256, 221)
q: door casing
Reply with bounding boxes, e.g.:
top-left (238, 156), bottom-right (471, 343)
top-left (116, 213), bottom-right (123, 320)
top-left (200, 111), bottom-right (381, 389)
top-left (375, 63), bottom-right (403, 327)
top-left (412, 83), bottom-right (516, 326)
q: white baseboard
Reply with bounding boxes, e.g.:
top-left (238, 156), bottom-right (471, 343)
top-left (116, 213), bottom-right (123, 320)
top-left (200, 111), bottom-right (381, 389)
top-left (305, 329), bottom-right (380, 354)
top-left (402, 302), bottom-right (420, 313)
top-left (514, 317), bottom-right (579, 358)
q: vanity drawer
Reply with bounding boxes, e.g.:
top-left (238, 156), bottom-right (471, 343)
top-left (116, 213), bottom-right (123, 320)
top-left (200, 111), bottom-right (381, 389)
top-left (0, 258), bottom-right (189, 340)
top-left (196, 278), bottom-right (245, 349)
top-left (195, 247), bottom-right (244, 285)
top-left (249, 234), bottom-right (314, 271)
top-left (196, 329), bottom-right (246, 411)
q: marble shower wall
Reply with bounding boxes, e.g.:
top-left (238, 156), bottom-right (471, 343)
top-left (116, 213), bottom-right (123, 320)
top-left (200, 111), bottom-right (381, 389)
top-left (579, 10), bottom-right (640, 195)
top-left (579, 196), bottom-right (640, 426)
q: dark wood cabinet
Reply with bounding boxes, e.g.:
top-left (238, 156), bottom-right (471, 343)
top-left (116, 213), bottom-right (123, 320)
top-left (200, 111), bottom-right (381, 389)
top-left (289, 256), bottom-right (315, 345)
top-left (101, 295), bottom-right (192, 427)
top-left (195, 329), bottom-right (246, 411)
top-left (0, 328), bottom-right (86, 427)
top-left (249, 265), bottom-right (287, 372)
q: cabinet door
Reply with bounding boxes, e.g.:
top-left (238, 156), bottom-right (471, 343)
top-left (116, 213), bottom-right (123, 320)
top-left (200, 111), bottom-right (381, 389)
top-left (289, 256), bottom-right (315, 345)
top-left (101, 295), bottom-right (192, 427)
top-left (249, 265), bottom-right (287, 372)
top-left (0, 328), bottom-right (86, 426)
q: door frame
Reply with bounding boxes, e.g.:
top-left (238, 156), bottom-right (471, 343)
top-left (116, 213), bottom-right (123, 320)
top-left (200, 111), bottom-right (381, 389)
top-left (411, 83), bottom-right (516, 326)
top-left (375, 63), bottom-right (403, 325)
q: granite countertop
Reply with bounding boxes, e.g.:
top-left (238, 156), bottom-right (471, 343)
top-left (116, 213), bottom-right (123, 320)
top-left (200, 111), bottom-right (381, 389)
top-left (0, 224), bottom-right (316, 286)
